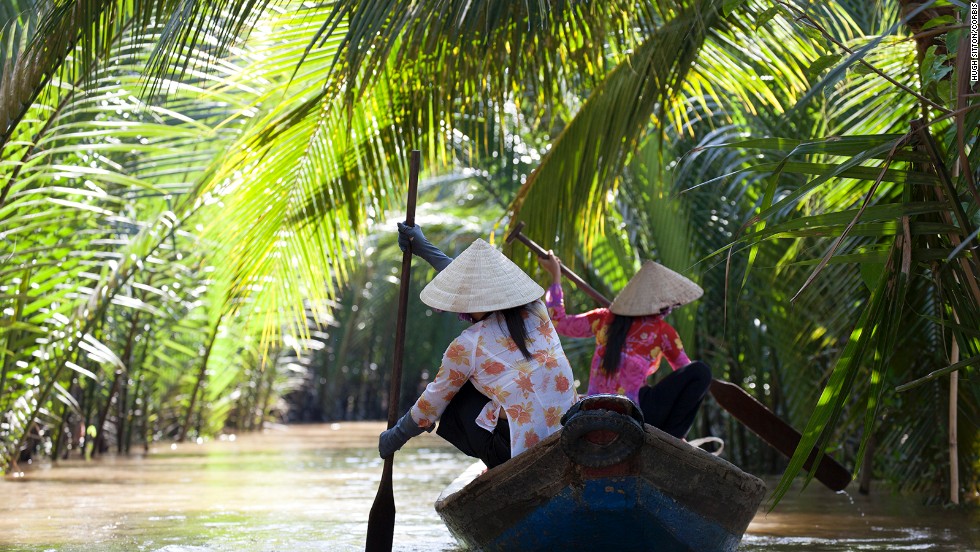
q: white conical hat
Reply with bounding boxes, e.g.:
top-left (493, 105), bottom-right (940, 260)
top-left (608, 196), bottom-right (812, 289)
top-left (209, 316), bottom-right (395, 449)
top-left (420, 238), bottom-right (544, 313)
top-left (609, 260), bottom-right (703, 316)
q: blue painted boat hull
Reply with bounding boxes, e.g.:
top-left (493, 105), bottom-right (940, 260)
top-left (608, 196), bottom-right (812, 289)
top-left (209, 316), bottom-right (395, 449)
top-left (490, 477), bottom-right (742, 551)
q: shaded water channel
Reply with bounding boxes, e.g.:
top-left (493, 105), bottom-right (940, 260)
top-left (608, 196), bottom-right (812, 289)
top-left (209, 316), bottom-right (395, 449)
top-left (1, 422), bottom-right (977, 551)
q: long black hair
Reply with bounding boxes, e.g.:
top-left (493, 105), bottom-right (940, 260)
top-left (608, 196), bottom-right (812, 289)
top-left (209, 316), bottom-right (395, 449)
top-left (495, 303), bottom-right (533, 360)
top-left (600, 314), bottom-right (636, 375)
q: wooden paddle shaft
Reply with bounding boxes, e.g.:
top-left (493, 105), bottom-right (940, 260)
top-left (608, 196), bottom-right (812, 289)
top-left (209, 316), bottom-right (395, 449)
top-left (366, 150), bottom-right (421, 552)
top-left (387, 150), bottom-right (420, 428)
top-left (505, 221), bottom-right (611, 308)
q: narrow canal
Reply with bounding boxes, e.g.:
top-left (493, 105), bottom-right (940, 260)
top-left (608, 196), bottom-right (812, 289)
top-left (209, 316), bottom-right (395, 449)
top-left (1, 423), bottom-right (977, 551)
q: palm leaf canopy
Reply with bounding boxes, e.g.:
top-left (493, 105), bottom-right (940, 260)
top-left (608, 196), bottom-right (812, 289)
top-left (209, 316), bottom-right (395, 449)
top-left (0, 0), bottom-right (976, 506)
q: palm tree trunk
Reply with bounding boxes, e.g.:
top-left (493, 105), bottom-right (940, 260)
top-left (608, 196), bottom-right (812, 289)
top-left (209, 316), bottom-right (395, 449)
top-left (897, 0), bottom-right (957, 61)
top-left (80, 374), bottom-right (98, 459)
top-left (116, 371), bottom-right (128, 455)
top-left (93, 308), bottom-right (142, 455)
top-left (51, 399), bottom-right (72, 464)
top-left (178, 313), bottom-right (225, 443)
top-left (910, 120), bottom-right (974, 504)
top-left (949, 335), bottom-right (959, 504)
top-left (92, 369), bottom-right (123, 456)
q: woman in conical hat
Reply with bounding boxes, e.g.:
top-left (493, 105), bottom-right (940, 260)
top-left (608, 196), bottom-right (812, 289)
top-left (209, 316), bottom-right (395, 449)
top-left (379, 232), bottom-right (577, 468)
top-left (537, 254), bottom-right (711, 439)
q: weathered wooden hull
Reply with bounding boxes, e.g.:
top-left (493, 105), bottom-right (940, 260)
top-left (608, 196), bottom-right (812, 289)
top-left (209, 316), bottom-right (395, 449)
top-left (435, 416), bottom-right (766, 552)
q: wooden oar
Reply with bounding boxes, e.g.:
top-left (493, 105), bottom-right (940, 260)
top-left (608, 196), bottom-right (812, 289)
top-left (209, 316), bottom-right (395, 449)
top-left (505, 221), bottom-right (852, 492)
top-left (365, 150), bottom-right (421, 552)
top-left (508, 221), bottom-right (609, 306)
top-left (708, 379), bottom-right (852, 491)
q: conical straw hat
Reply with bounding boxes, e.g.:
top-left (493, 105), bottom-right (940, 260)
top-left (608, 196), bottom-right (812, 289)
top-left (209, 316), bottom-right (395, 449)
top-left (609, 260), bottom-right (703, 316)
top-left (420, 238), bottom-right (544, 313)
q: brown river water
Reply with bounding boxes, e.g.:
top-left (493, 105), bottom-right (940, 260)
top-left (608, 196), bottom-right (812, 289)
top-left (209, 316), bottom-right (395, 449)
top-left (1, 422), bottom-right (977, 551)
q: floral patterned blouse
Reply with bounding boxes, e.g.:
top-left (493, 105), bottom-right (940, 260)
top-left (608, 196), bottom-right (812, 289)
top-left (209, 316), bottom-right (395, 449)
top-left (545, 283), bottom-right (691, 404)
top-left (409, 300), bottom-right (577, 458)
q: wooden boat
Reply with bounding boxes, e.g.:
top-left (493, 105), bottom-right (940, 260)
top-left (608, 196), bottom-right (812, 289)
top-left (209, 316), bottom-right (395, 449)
top-left (435, 395), bottom-right (766, 552)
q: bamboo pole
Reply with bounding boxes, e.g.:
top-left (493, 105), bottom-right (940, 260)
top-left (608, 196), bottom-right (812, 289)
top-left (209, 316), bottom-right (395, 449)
top-left (949, 336), bottom-right (959, 505)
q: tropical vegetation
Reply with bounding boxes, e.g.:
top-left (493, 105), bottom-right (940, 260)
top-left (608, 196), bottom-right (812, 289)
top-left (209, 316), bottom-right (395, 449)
top-left (0, 0), bottom-right (976, 506)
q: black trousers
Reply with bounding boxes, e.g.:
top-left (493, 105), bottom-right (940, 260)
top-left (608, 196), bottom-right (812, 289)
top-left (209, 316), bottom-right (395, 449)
top-left (436, 381), bottom-right (511, 469)
top-left (638, 361), bottom-right (712, 439)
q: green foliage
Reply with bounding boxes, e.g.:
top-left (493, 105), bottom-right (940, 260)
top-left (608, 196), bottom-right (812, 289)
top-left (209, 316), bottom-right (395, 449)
top-left (0, 0), bottom-right (976, 509)
top-left (0, 4), bottom-right (272, 471)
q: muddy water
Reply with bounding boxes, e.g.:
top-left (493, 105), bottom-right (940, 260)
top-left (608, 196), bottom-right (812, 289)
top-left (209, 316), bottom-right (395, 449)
top-left (1, 422), bottom-right (977, 551)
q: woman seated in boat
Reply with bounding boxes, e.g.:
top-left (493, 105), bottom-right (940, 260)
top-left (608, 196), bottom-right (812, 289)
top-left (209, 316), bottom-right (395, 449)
top-left (536, 253), bottom-right (711, 440)
top-left (378, 232), bottom-right (577, 468)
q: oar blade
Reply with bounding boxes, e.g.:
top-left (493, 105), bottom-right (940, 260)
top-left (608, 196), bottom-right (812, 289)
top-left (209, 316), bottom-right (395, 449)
top-left (709, 379), bottom-right (852, 491)
top-left (365, 454), bottom-right (396, 550)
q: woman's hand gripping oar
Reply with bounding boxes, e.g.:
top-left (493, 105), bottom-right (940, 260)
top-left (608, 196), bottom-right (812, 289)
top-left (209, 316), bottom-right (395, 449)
top-left (505, 221), bottom-right (852, 492)
top-left (365, 150), bottom-right (421, 552)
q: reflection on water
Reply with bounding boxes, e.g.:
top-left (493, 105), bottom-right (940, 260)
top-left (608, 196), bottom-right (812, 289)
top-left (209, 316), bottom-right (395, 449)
top-left (1, 422), bottom-right (977, 551)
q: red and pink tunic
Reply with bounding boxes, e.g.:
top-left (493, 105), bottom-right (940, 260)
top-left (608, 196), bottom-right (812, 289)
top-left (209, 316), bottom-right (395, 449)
top-left (545, 283), bottom-right (691, 404)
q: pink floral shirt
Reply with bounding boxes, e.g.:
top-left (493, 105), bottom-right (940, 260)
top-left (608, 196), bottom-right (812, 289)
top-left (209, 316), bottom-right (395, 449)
top-left (409, 300), bottom-right (577, 457)
top-left (545, 284), bottom-right (691, 404)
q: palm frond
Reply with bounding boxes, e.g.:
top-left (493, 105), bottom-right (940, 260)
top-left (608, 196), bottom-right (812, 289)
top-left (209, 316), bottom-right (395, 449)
top-left (509, 0), bottom-right (725, 269)
top-left (0, 9), bottom-right (264, 470)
